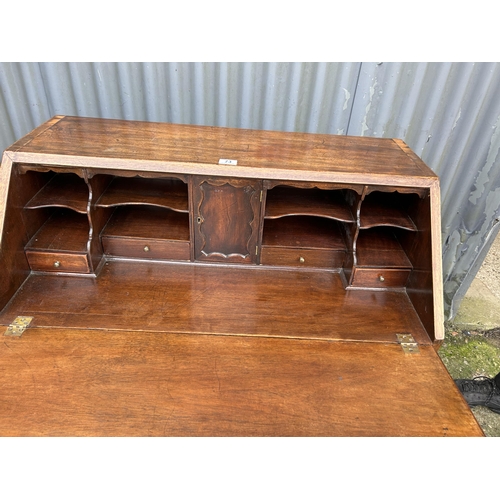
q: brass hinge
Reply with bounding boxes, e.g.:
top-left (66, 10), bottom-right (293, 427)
top-left (4, 316), bottom-right (33, 337)
top-left (396, 334), bottom-right (420, 354)
top-left (260, 190), bottom-right (263, 202)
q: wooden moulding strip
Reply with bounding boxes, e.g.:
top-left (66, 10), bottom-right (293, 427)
top-left (8, 152), bottom-right (439, 190)
top-left (430, 179), bottom-right (445, 340)
top-left (0, 153), bottom-right (13, 245)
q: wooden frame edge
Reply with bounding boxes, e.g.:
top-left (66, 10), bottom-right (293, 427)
top-left (0, 152), bottom-right (13, 243)
top-left (430, 179), bottom-right (445, 340)
top-left (9, 151), bottom-right (438, 189)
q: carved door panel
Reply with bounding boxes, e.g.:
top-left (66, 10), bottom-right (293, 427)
top-left (193, 176), bottom-right (262, 264)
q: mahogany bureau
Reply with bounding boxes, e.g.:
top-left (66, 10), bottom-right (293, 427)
top-left (0, 116), bottom-right (483, 436)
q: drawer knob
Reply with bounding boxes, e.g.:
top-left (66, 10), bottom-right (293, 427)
top-left (299, 256), bottom-right (305, 263)
top-left (53, 261), bottom-right (61, 268)
top-left (379, 275), bottom-right (385, 282)
top-left (143, 246), bottom-right (150, 252)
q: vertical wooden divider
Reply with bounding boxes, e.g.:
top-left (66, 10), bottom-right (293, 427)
top-left (85, 171), bottom-right (114, 274)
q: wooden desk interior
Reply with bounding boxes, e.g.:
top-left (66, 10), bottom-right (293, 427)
top-left (0, 116), bottom-right (483, 436)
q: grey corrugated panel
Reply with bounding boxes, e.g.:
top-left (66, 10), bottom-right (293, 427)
top-left (440, 65), bottom-right (500, 316)
top-left (0, 61), bottom-right (361, 137)
top-left (428, 64), bottom-right (500, 316)
top-left (1, 61), bottom-right (500, 318)
top-left (0, 62), bottom-right (51, 148)
top-left (347, 61), bottom-right (462, 148)
top-left (147, 62), bottom-right (361, 132)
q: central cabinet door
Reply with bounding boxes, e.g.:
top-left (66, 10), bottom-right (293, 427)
top-left (193, 176), bottom-right (262, 264)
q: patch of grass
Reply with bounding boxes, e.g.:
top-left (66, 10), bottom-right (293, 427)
top-left (439, 330), bottom-right (500, 380)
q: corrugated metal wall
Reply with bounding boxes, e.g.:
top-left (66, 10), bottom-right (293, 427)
top-left (1, 62), bottom-right (499, 318)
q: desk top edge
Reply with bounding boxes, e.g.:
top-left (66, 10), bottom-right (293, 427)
top-left (5, 116), bottom-right (438, 181)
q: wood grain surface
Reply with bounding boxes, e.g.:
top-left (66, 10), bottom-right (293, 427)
top-left (6, 116), bottom-right (438, 186)
top-left (0, 260), bottom-right (432, 345)
top-left (0, 328), bottom-right (483, 436)
top-left (355, 228), bottom-right (412, 268)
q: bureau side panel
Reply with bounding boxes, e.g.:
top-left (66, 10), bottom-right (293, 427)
top-left (0, 158), bottom-right (34, 311)
top-left (402, 188), bottom-right (441, 341)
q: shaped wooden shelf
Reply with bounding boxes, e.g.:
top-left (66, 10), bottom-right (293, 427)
top-left (25, 173), bottom-right (89, 214)
top-left (95, 177), bottom-right (189, 212)
top-left (264, 186), bottom-right (355, 222)
top-left (359, 192), bottom-right (417, 231)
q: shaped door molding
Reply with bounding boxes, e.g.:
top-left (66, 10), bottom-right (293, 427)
top-left (193, 176), bottom-right (262, 264)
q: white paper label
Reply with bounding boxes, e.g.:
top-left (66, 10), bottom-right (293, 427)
top-left (219, 159), bottom-right (238, 165)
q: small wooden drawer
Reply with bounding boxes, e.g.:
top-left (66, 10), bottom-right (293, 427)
top-left (102, 236), bottom-right (190, 261)
top-left (25, 250), bottom-right (91, 273)
top-left (350, 268), bottom-right (410, 288)
top-left (261, 247), bottom-right (345, 268)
